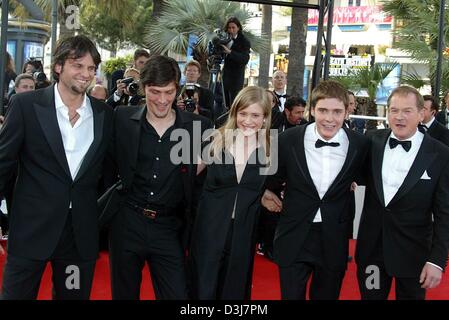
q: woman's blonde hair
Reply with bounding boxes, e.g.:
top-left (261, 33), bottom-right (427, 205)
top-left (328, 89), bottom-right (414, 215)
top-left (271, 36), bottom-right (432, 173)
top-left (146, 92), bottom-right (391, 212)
top-left (208, 86), bottom-right (272, 160)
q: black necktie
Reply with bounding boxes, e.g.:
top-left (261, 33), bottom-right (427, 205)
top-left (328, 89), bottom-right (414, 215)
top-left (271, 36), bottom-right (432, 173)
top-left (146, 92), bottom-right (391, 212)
top-left (315, 139), bottom-right (340, 148)
top-left (389, 137), bottom-right (411, 152)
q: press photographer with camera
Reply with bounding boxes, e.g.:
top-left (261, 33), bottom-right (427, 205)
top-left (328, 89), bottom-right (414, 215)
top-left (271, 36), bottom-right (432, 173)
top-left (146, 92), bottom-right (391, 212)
top-left (176, 60), bottom-right (214, 119)
top-left (176, 83), bottom-right (212, 119)
top-left (22, 58), bottom-right (51, 90)
top-left (106, 67), bottom-right (143, 108)
top-left (221, 17), bottom-right (251, 108)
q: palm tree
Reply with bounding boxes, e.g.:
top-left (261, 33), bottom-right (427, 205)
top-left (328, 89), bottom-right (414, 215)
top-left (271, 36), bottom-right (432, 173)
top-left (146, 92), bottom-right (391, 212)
top-left (382, 0), bottom-right (449, 96)
top-left (286, 0), bottom-right (308, 97)
top-left (333, 62), bottom-right (399, 130)
top-left (144, 0), bottom-right (269, 86)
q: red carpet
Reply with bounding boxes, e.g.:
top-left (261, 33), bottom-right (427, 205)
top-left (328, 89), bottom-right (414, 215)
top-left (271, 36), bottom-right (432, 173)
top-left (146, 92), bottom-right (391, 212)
top-left (1, 240), bottom-right (448, 299)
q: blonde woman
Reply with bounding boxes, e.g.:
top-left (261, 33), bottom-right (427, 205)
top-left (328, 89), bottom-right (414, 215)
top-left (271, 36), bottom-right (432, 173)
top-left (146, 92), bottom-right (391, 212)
top-left (189, 86), bottom-right (273, 300)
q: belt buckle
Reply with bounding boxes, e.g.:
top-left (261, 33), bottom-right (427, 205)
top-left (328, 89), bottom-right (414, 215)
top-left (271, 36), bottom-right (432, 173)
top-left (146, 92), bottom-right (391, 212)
top-left (142, 208), bottom-right (157, 219)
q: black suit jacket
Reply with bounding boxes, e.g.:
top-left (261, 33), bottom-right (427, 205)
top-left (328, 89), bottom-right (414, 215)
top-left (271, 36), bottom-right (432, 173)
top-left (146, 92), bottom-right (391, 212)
top-left (355, 129), bottom-right (449, 277)
top-left (0, 85), bottom-right (113, 260)
top-left (427, 119), bottom-right (449, 146)
top-left (266, 124), bottom-right (369, 270)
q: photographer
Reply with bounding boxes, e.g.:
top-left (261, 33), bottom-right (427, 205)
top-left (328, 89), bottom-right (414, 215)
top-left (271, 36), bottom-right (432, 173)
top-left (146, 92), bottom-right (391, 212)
top-left (106, 67), bottom-right (143, 108)
top-left (221, 16), bottom-right (251, 108)
top-left (183, 60), bottom-right (214, 119)
top-left (176, 83), bottom-right (211, 119)
top-left (110, 49), bottom-right (150, 93)
top-left (22, 58), bottom-right (51, 89)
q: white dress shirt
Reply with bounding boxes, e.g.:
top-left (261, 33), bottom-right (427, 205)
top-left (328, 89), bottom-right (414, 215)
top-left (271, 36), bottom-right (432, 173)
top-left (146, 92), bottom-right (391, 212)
top-left (381, 129), bottom-right (423, 206)
top-left (304, 123), bottom-right (349, 222)
top-left (423, 116), bottom-right (435, 129)
top-left (54, 84), bottom-right (94, 181)
top-left (274, 90), bottom-right (287, 112)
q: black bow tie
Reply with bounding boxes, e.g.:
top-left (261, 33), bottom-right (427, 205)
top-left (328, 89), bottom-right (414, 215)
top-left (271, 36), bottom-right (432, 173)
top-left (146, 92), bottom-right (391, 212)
top-left (315, 139), bottom-right (340, 148)
top-left (389, 137), bottom-right (412, 152)
top-left (275, 93), bottom-right (287, 99)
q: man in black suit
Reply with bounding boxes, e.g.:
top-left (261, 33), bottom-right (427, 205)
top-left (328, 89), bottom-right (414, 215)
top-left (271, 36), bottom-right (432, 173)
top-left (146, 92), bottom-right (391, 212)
top-left (221, 16), bottom-right (250, 108)
top-left (356, 86), bottom-right (449, 300)
top-left (422, 95), bottom-right (449, 146)
top-left (258, 96), bottom-right (308, 260)
top-left (262, 80), bottom-right (369, 300)
top-left (0, 35), bottom-right (113, 300)
top-left (272, 70), bottom-right (289, 112)
top-left (106, 55), bottom-right (211, 300)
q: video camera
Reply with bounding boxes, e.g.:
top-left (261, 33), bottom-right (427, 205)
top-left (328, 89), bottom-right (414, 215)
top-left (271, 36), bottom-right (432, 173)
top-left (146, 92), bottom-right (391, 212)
top-left (121, 77), bottom-right (140, 96)
top-left (207, 29), bottom-right (232, 73)
top-left (183, 83), bottom-right (197, 113)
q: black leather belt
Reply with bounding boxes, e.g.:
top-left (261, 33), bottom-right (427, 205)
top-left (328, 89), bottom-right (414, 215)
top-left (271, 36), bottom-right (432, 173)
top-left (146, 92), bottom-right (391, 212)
top-left (124, 201), bottom-right (178, 219)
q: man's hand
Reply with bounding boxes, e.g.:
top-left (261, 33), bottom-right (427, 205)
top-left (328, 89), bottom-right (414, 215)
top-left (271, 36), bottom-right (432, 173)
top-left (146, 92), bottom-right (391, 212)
top-left (420, 263), bottom-right (443, 289)
top-left (221, 45), bottom-right (231, 54)
top-left (350, 182), bottom-right (358, 192)
top-left (115, 80), bottom-right (127, 97)
top-left (262, 189), bottom-right (282, 213)
top-left (176, 96), bottom-right (186, 111)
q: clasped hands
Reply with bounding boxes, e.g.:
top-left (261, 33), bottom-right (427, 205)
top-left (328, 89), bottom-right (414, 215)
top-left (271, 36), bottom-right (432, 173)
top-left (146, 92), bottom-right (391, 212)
top-left (261, 189), bottom-right (282, 213)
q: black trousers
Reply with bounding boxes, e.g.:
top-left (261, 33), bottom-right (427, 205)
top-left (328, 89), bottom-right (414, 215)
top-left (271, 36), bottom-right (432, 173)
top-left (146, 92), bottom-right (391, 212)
top-left (1, 213), bottom-right (96, 300)
top-left (357, 263), bottom-right (426, 300)
top-left (222, 69), bottom-right (244, 108)
top-left (278, 223), bottom-right (345, 300)
top-left (109, 206), bottom-right (188, 300)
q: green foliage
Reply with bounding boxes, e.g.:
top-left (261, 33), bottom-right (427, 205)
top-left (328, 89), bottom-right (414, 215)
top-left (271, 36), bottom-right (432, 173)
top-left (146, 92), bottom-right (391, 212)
top-left (331, 63), bottom-right (399, 100)
top-left (102, 55), bottom-right (133, 76)
top-left (80, 0), bottom-right (153, 51)
top-left (382, 0), bottom-right (449, 95)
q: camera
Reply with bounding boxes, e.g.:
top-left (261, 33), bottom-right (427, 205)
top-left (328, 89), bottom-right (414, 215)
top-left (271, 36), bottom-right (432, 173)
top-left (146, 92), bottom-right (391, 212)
top-left (121, 77), bottom-right (140, 96)
top-left (183, 83), bottom-right (197, 113)
top-left (33, 71), bottom-right (47, 83)
top-left (32, 71), bottom-right (50, 89)
top-left (207, 29), bottom-right (232, 73)
top-left (210, 29), bottom-right (232, 55)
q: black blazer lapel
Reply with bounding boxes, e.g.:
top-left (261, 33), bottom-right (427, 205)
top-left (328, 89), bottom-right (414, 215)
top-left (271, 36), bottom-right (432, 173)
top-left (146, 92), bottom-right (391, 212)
top-left (124, 107), bottom-right (145, 187)
top-left (74, 99), bottom-right (105, 182)
top-left (388, 135), bottom-right (437, 206)
top-left (371, 130), bottom-right (389, 207)
top-left (291, 124), bottom-right (320, 198)
top-left (33, 86), bottom-right (71, 178)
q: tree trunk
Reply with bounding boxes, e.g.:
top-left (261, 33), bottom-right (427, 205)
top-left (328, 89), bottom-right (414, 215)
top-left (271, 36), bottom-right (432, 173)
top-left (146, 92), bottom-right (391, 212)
top-left (366, 99), bottom-right (378, 130)
top-left (152, 0), bottom-right (166, 20)
top-left (287, 1), bottom-right (308, 97)
top-left (258, 5), bottom-right (272, 88)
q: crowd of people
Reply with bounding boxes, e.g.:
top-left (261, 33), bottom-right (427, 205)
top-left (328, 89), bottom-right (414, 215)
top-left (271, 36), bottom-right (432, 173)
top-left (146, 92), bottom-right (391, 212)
top-left (1, 16), bottom-right (449, 301)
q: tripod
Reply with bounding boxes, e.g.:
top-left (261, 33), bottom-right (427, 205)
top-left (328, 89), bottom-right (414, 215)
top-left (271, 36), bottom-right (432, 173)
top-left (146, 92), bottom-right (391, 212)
top-left (208, 55), bottom-right (227, 122)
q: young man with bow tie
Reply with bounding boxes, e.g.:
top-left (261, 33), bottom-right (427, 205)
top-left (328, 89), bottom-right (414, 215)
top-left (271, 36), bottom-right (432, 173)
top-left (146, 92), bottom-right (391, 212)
top-left (262, 80), bottom-right (369, 299)
top-left (355, 86), bottom-right (449, 300)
